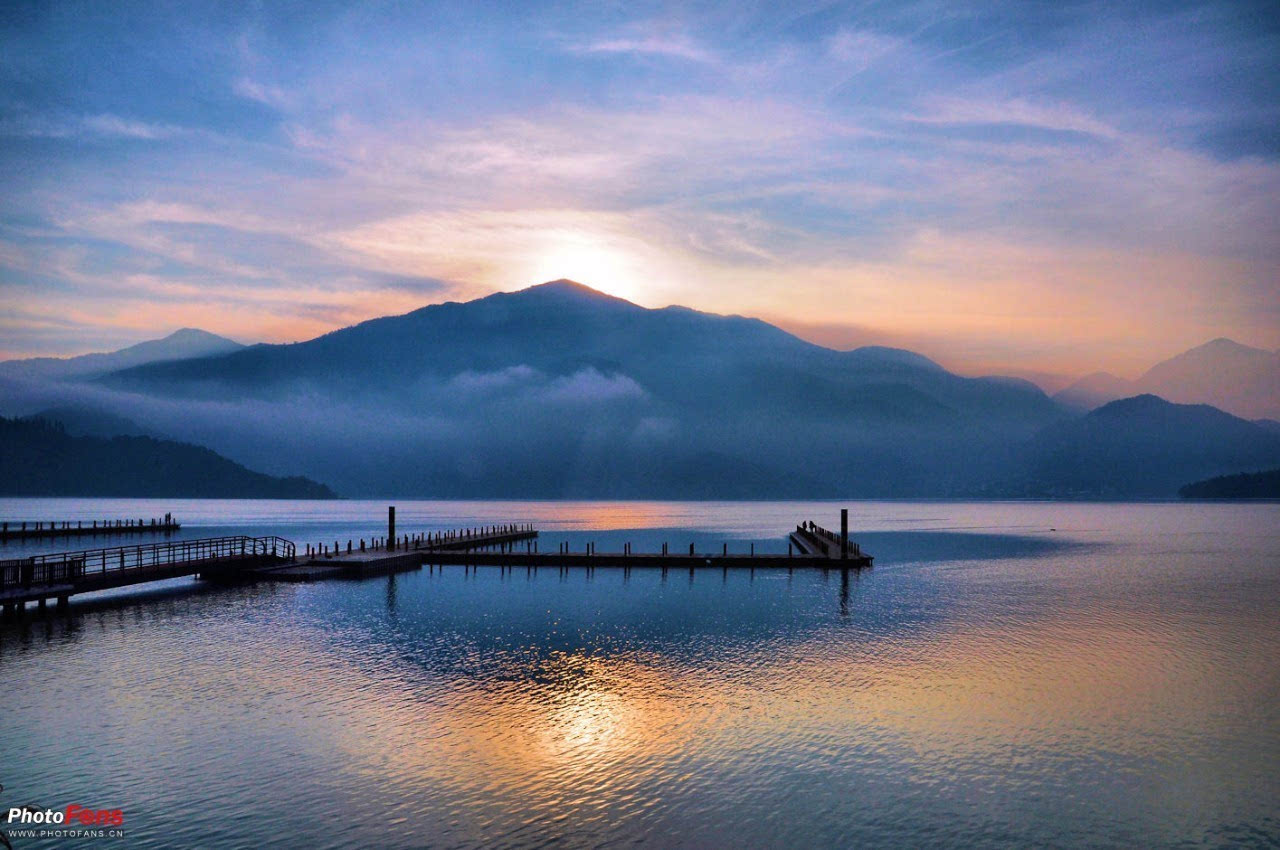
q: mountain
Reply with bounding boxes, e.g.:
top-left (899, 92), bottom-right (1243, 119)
top-left (1180, 468), bottom-right (1280, 499)
top-left (1017, 395), bottom-right (1280, 497)
top-left (0, 328), bottom-right (244, 380)
top-left (0, 416), bottom-right (337, 498)
top-left (1053, 371), bottom-right (1134, 412)
top-left (1135, 338), bottom-right (1279, 420)
top-left (1054, 338), bottom-right (1280, 419)
top-left (85, 280), bottom-right (1064, 497)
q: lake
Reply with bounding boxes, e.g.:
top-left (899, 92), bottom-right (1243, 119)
top-left (2, 499), bottom-right (1277, 848)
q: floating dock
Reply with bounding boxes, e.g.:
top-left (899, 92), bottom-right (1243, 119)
top-left (1, 535), bottom-right (294, 614)
top-left (254, 512), bottom-right (872, 583)
top-left (1, 514), bottom-right (181, 542)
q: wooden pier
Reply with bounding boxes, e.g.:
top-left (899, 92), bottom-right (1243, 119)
top-left (0, 535), bottom-right (294, 615)
top-left (258, 524), bottom-right (540, 581)
top-left (0, 510), bottom-right (873, 615)
top-left (255, 512), bottom-right (871, 583)
top-left (1, 514), bottom-right (181, 542)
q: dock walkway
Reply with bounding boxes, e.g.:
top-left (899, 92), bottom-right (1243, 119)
top-left (0, 535), bottom-right (294, 613)
top-left (1, 514), bottom-right (873, 614)
top-left (256, 517), bottom-right (871, 583)
top-left (1, 515), bottom-right (181, 542)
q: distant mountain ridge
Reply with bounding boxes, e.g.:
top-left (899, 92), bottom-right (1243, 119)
top-left (0, 328), bottom-right (244, 380)
top-left (1137, 338), bottom-right (1279, 419)
top-left (84, 279), bottom-right (1064, 497)
top-left (1055, 338), bottom-right (1280, 419)
top-left (3, 281), bottom-right (1277, 498)
top-left (101, 281), bottom-right (1059, 424)
top-left (1018, 395), bottom-right (1280, 497)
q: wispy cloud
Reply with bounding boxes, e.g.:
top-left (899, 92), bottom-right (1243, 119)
top-left (575, 34), bottom-right (715, 64)
top-left (232, 77), bottom-right (292, 109)
top-left (81, 113), bottom-right (184, 139)
top-left (910, 97), bottom-right (1121, 140)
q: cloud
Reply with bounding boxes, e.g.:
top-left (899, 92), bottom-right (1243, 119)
top-left (1, 0), bottom-right (1278, 373)
top-left (81, 114), bottom-right (185, 140)
top-left (910, 97), bottom-right (1121, 140)
top-left (576, 34), bottom-right (714, 63)
top-left (543, 368), bottom-right (648, 404)
top-left (232, 77), bottom-right (292, 109)
top-left (826, 29), bottom-right (901, 71)
top-left (448, 365), bottom-right (541, 395)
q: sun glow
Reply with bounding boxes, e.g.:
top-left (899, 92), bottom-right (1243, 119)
top-left (526, 233), bottom-right (649, 304)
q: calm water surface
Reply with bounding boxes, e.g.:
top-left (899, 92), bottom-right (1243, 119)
top-left (1, 499), bottom-right (1277, 848)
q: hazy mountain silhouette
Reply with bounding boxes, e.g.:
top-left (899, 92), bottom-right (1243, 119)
top-left (1135, 338), bottom-right (1279, 420)
top-left (1056, 338), bottom-right (1279, 419)
top-left (0, 416), bottom-right (337, 498)
top-left (0, 328), bottom-right (243, 380)
top-left (7, 281), bottom-right (1271, 498)
top-left (1016, 395), bottom-right (1280, 497)
top-left (1053, 371), bottom-right (1135, 412)
top-left (86, 280), bottom-right (1064, 497)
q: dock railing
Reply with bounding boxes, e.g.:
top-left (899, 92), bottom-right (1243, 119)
top-left (0, 535), bottom-right (296, 590)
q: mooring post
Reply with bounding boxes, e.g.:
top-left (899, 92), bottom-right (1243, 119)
top-left (841, 508), bottom-right (849, 560)
top-left (388, 506), bottom-right (396, 552)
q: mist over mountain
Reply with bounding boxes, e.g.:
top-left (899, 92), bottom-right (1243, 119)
top-left (78, 280), bottom-right (1061, 497)
top-left (32, 405), bottom-right (161, 439)
top-left (0, 328), bottom-right (244, 381)
top-left (2, 281), bottom-right (1274, 499)
top-left (1053, 372), bottom-right (1135, 412)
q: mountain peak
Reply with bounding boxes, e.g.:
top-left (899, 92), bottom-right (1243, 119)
top-left (163, 327), bottom-right (236, 343)
top-left (521, 279), bottom-right (616, 298)
top-left (1092, 393), bottom-right (1170, 416)
top-left (1135, 336), bottom-right (1279, 419)
top-left (1187, 337), bottom-right (1266, 356)
top-left (498, 279), bottom-right (642, 309)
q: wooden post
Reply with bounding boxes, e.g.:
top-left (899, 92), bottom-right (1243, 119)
top-left (388, 506), bottom-right (396, 552)
top-left (841, 508), bottom-right (848, 560)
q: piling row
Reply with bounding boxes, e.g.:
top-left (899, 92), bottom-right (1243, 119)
top-left (1, 514), bottom-right (180, 542)
top-left (301, 524), bottom-right (536, 559)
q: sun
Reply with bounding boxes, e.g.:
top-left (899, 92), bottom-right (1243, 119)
top-left (526, 233), bottom-right (647, 304)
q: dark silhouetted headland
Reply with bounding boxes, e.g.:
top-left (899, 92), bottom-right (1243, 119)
top-left (0, 416), bottom-right (337, 498)
top-left (1180, 468), bottom-right (1280, 499)
top-left (1017, 395), bottom-right (1280, 498)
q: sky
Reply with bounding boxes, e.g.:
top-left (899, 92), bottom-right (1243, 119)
top-left (1, 0), bottom-right (1278, 383)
